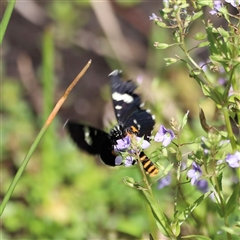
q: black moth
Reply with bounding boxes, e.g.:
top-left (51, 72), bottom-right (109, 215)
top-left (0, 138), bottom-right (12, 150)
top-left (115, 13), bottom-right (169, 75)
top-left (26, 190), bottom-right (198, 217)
top-left (66, 70), bottom-right (158, 177)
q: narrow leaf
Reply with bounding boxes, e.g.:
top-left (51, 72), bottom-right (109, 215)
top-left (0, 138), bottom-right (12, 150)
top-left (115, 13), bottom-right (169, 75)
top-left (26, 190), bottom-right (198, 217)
top-left (217, 27), bottom-right (230, 38)
top-left (225, 183), bottom-right (240, 216)
top-left (191, 11), bottom-right (204, 21)
top-left (193, 32), bottom-right (207, 41)
top-left (177, 192), bottom-right (211, 225)
top-left (181, 235), bottom-right (211, 240)
top-left (155, 43), bottom-right (171, 49)
top-left (164, 57), bottom-right (178, 66)
top-left (198, 41), bottom-right (209, 48)
top-left (142, 190), bottom-right (172, 237)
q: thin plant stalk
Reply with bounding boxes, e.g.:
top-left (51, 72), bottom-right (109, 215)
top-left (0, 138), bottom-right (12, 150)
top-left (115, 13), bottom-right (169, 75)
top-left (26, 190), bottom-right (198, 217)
top-left (0, 0), bottom-right (16, 45)
top-left (0, 60), bottom-right (92, 216)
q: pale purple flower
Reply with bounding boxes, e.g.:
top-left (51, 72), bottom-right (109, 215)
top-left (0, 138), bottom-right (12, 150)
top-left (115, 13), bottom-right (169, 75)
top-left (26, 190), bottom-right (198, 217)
top-left (114, 135), bottom-right (150, 166)
top-left (154, 125), bottom-right (175, 147)
top-left (114, 135), bottom-right (131, 152)
top-left (149, 13), bottom-right (162, 21)
top-left (225, 0), bottom-right (240, 8)
top-left (158, 174), bottom-right (171, 189)
top-left (138, 137), bottom-right (151, 149)
top-left (210, 1), bottom-right (223, 15)
top-left (226, 151), bottom-right (240, 168)
top-left (195, 179), bottom-right (209, 193)
top-left (187, 162), bottom-right (202, 185)
top-left (115, 155), bottom-right (135, 166)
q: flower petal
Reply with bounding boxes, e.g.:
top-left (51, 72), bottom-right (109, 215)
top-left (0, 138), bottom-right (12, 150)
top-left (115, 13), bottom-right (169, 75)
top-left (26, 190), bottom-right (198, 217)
top-left (154, 132), bottom-right (164, 142)
top-left (115, 156), bottom-right (123, 165)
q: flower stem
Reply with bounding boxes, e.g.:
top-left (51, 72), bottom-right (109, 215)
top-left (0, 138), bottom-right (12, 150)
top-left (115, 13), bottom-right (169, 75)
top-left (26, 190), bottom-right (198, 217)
top-left (222, 107), bottom-right (236, 151)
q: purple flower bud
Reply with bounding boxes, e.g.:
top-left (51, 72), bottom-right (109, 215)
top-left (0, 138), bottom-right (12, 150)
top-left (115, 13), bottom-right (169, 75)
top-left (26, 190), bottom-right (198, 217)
top-left (114, 155), bottom-right (135, 166)
top-left (226, 151), bottom-right (240, 168)
top-left (154, 125), bottom-right (175, 147)
top-left (115, 155), bottom-right (123, 165)
top-left (195, 179), bottom-right (209, 193)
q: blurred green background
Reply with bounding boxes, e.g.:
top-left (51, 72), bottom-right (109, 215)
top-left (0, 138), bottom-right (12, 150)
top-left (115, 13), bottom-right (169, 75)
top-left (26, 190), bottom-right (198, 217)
top-left (1, 1), bottom-right (226, 239)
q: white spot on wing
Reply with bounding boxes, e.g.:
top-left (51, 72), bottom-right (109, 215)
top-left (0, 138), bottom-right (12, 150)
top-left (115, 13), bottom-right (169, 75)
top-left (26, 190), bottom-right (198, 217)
top-left (152, 115), bottom-right (156, 120)
top-left (109, 70), bottom-right (122, 76)
top-left (112, 92), bottom-right (134, 103)
top-left (115, 105), bottom-right (122, 110)
top-left (140, 102), bottom-right (145, 108)
top-left (133, 119), bottom-right (137, 124)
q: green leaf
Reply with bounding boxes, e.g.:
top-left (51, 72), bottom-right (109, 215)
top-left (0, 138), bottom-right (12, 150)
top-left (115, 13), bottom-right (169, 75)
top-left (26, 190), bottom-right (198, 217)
top-left (218, 6), bottom-right (230, 21)
top-left (217, 27), bottom-right (230, 38)
top-left (191, 11), bottom-right (204, 21)
top-left (122, 176), bottom-right (142, 189)
top-left (181, 235), bottom-right (211, 240)
top-left (193, 32), bottom-right (207, 41)
top-left (155, 43), bottom-right (171, 49)
top-left (163, 163), bottom-right (174, 175)
top-left (164, 57), bottom-right (178, 66)
top-left (210, 54), bottom-right (226, 62)
top-left (168, 147), bottom-right (176, 154)
top-left (179, 3), bottom-right (189, 9)
top-left (221, 226), bottom-right (239, 235)
top-left (214, 202), bottom-right (224, 217)
top-left (156, 21), bottom-right (167, 28)
top-left (196, 0), bottom-right (213, 8)
top-left (198, 41), bottom-right (209, 48)
top-left (177, 192), bottom-right (212, 225)
top-left (216, 172), bottom-right (223, 192)
top-left (200, 82), bottom-right (211, 97)
top-left (0, 0), bottom-right (16, 44)
top-left (225, 183), bottom-right (240, 216)
top-left (191, 69), bottom-right (201, 76)
top-left (142, 190), bottom-right (172, 237)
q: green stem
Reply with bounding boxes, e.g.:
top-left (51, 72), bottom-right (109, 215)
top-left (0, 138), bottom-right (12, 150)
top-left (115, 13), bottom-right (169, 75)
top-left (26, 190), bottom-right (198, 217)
top-left (0, 125), bottom-right (48, 216)
top-left (211, 171), bottom-right (232, 240)
top-left (0, 0), bottom-right (16, 45)
top-left (222, 107), bottom-right (236, 151)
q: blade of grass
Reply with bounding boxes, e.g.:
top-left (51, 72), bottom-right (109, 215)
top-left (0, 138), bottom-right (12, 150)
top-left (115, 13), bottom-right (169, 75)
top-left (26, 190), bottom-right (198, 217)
top-left (0, 0), bottom-right (16, 45)
top-left (41, 26), bottom-right (56, 197)
top-left (0, 59), bottom-right (92, 216)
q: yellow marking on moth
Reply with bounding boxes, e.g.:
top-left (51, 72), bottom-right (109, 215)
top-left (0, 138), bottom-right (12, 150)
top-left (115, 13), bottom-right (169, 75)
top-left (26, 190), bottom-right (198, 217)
top-left (149, 168), bottom-right (159, 177)
top-left (130, 126), bottom-right (139, 133)
top-left (140, 154), bottom-right (147, 161)
top-left (147, 165), bottom-right (156, 173)
top-left (143, 161), bottom-right (151, 168)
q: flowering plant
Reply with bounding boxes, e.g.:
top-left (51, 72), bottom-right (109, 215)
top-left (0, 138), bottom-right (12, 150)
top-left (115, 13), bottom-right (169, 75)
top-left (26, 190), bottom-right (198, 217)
top-left (121, 1), bottom-right (240, 239)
